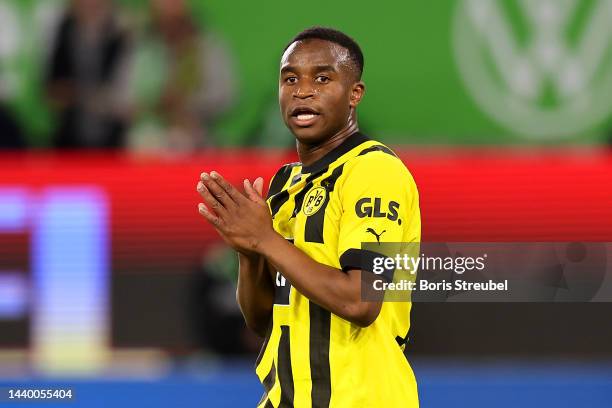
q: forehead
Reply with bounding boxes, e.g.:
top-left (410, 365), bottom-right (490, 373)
top-left (280, 39), bottom-right (351, 71)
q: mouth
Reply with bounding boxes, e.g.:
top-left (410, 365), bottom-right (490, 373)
top-left (289, 106), bottom-right (320, 127)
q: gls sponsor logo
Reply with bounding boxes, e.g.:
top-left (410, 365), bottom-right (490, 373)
top-left (355, 197), bottom-right (402, 225)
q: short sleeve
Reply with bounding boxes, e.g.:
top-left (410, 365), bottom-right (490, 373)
top-left (337, 152), bottom-right (420, 277)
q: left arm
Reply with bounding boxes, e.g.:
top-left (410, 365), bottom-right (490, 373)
top-left (259, 233), bottom-right (380, 327)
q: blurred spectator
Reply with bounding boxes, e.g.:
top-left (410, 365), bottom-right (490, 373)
top-left (45, 0), bottom-right (131, 148)
top-left (127, 0), bottom-right (235, 152)
top-left (0, 104), bottom-right (25, 148)
top-left (187, 246), bottom-right (260, 356)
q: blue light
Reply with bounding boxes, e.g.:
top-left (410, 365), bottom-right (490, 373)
top-left (0, 273), bottom-right (28, 318)
top-left (0, 189), bottom-right (28, 231)
top-left (30, 188), bottom-right (110, 370)
top-left (0, 189), bottom-right (28, 318)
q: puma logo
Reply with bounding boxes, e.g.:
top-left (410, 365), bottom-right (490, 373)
top-left (366, 227), bottom-right (386, 244)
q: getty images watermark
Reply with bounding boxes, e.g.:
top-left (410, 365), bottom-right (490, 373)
top-left (359, 242), bottom-right (612, 302)
top-left (371, 251), bottom-right (503, 292)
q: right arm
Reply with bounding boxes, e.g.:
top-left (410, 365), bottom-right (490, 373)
top-left (236, 252), bottom-right (275, 337)
top-left (197, 174), bottom-right (276, 337)
top-left (236, 176), bottom-right (276, 337)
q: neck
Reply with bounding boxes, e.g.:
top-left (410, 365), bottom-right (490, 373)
top-left (297, 114), bottom-right (359, 167)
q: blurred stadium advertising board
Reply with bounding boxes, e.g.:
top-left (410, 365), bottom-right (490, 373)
top-left (0, 149), bottom-right (610, 374)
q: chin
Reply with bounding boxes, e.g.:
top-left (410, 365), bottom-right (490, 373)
top-left (290, 126), bottom-right (327, 144)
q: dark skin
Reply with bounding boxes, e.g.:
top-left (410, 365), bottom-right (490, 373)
top-left (197, 39), bottom-right (380, 336)
top-left (279, 39), bottom-right (364, 163)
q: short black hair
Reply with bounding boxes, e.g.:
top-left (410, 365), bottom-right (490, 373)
top-left (283, 26), bottom-right (364, 79)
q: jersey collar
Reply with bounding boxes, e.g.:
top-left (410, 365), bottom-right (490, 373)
top-left (300, 132), bottom-right (370, 174)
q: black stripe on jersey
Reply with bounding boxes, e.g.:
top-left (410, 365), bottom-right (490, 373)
top-left (255, 322), bottom-right (273, 368)
top-left (257, 361), bottom-right (276, 407)
top-left (301, 132), bottom-right (370, 174)
top-left (304, 164), bottom-right (346, 243)
top-left (396, 335), bottom-right (408, 347)
top-left (270, 190), bottom-right (289, 218)
top-left (268, 164), bottom-right (297, 199)
top-left (263, 400), bottom-right (274, 408)
top-left (291, 180), bottom-right (312, 219)
top-left (309, 303), bottom-right (331, 408)
top-left (273, 173), bottom-right (302, 219)
top-left (262, 363), bottom-right (276, 395)
top-left (357, 144), bottom-right (397, 158)
top-left (277, 325), bottom-right (294, 407)
top-left (269, 164), bottom-right (298, 218)
top-left (396, 328), bottom-right (410, 351)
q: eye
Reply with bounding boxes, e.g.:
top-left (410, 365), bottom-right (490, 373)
top-left (315, 75), bottom-right (330, 84)
top-left (285, 76), bottom-right (297, 84)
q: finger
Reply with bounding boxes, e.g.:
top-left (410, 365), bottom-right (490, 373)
top-left (201, 172), bottom-right (236, 210)
top-left (243, 179), bottom-right (266, 204)
top-left (210, 171), bottom-right (246, 204)
top-left (253, 177), bottom-right (264, 197)
top-left (197, 181), bottom-right (228, 217)
top-left (198, 203), bottom-right (222, 227)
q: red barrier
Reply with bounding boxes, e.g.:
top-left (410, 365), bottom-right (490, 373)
top-left (0, 149), bottom-right (610, 274)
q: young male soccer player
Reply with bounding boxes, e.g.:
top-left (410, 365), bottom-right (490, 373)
top-left (197, 27), bottom-right (420, 407)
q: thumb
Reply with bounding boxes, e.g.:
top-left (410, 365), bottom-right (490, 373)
top-left (244, 179), bottom-right (266, 204)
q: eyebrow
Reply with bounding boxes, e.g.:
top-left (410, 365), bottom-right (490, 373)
top-left (280, 64), bottom-right (338, 75)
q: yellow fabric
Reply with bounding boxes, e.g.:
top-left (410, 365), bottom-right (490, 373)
top-left (256, 134), bottom-right (421, 408)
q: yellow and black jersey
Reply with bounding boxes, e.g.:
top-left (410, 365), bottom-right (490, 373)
top-left (257, 132), bottom-right (421, 408)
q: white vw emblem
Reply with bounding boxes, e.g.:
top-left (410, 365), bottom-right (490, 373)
top-left (453, 0), bottom-right (612, 140)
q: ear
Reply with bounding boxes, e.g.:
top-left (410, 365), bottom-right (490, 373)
top-left (350, 81), bottom-right (365, 108)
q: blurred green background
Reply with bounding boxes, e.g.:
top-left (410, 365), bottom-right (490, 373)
top-left (2, 0), bottom-right (611, 147)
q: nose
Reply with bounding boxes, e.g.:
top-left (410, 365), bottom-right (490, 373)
top-left (294, 85), bottom-right (315, 99)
